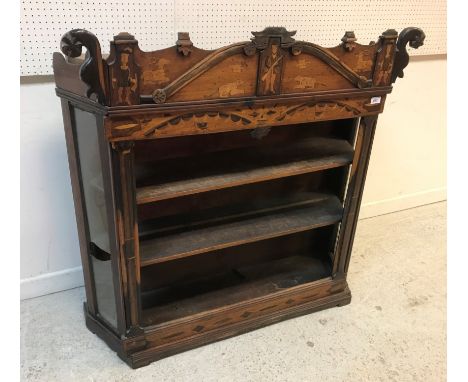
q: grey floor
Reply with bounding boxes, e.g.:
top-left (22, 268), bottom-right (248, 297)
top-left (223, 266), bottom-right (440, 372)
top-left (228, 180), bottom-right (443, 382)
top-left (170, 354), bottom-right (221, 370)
top-left (21, 202), bottom-right (446, 382)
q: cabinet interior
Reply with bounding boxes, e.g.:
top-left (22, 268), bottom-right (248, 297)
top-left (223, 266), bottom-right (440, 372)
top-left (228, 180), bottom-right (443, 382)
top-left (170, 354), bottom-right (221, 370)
top-left (134, 118), bottom-right (358, 326)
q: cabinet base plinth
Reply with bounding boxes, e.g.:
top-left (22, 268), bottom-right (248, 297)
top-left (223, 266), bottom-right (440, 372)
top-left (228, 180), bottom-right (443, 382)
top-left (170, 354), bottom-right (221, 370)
top-left (84, 282), bottom-right (351, 369)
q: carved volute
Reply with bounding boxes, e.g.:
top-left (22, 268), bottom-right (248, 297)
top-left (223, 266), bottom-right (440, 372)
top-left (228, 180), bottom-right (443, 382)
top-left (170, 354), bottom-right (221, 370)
top-left (391, 27), bottom-right (426, 83)
top-left (59, 29), bottom-right (107, 104)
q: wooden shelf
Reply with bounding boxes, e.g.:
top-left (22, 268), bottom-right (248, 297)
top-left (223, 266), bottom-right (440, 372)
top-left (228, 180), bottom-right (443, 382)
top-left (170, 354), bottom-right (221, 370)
top-left (141, 254), bottom-right (331, 326)
top-left (139, 194), bottom-right (342, 267)
top-left (136, 138), bottom-right (353, 204)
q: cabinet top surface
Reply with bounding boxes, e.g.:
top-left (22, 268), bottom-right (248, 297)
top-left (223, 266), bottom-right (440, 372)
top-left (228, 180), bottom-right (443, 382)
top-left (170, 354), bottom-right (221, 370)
top-left (53, 26), bottom-right (425, 114)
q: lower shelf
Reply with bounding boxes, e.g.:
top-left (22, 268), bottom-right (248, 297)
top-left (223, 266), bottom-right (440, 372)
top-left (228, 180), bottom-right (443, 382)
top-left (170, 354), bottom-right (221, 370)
top-left (141, 254), bottom-right (331, 327)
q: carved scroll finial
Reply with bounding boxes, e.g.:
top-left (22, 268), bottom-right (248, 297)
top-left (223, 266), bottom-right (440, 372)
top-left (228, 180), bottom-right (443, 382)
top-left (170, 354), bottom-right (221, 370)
top-left (176, 32), bottom-right (193, 56)
top-left (60, 29), bottom-right (107, 104)
top-left (341, 31), bottom-right (357, 52)
top-left (391, 27), bottom-right (425, 83)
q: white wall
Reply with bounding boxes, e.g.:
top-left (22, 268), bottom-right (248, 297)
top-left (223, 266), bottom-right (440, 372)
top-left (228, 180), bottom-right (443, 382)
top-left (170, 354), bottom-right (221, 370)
top-left (20, 56), bottom-right (446, 299)
top-left (20, 82), bottom-right (83, 299)
top-left (361, 56), bottom-right (447, 218)
top-left (21, 0), bottom-right (446, 76)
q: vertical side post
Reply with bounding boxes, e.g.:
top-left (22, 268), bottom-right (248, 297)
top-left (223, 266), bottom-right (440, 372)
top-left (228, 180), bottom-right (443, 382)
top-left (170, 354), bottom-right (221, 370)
top-left (112, 141), bottom-right (143, 336)
top-left (108, 32), bottom-right (140, 106)
top-left (333, 115), bottom-right (378, 276)
top-left (373, 29), bottom-right (398, 87)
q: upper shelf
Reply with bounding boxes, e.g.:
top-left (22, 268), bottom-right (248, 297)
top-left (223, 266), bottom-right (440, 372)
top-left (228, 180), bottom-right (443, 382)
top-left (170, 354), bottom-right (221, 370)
top-left (53, 27), bottom-right (425, 109)
top-left (135, 137), bottom-right (353, 205)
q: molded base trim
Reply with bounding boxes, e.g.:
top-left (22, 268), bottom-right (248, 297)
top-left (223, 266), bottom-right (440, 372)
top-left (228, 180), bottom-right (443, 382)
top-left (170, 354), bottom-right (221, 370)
top-left (84, 284), bottom-right (352, 369)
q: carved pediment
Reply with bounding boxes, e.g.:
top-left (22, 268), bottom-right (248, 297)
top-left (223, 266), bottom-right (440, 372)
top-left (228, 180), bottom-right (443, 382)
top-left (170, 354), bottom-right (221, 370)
top-left (145, 27), bottom-right (378, 103)
top-left (54, 27), bottom-right (425, 106)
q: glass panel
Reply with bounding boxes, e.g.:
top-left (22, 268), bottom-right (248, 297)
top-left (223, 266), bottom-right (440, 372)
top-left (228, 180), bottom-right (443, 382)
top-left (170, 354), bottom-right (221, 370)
top-left (73, 107), bottom-right (117, 328)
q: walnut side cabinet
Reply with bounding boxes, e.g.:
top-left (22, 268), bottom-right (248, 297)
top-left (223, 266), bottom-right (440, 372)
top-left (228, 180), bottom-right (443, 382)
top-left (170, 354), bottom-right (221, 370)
top-left (53, 26), bottom-right (425, 368)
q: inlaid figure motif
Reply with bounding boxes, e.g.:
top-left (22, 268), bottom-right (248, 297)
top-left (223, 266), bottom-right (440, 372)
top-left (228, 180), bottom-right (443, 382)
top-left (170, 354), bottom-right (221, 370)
top-left (113, 48), bottom-right (138, 105)
top-left (261, 44), bottom-right (282, 94)
top-left (258, 41), bottom-right (284, 95)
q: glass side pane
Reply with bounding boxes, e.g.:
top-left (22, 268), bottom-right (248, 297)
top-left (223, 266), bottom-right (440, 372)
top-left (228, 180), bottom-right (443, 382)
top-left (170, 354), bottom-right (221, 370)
top-left (73, 107), bottom-right (117, 328)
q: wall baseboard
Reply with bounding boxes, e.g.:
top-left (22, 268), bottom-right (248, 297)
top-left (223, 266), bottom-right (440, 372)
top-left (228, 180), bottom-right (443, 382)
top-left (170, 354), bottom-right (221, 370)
top-left (359, 187), bottom-right (446, 220)
top-left (20, 266), bottom-right (84, 300)
top-left (20, 188), bottom-right (446, 301)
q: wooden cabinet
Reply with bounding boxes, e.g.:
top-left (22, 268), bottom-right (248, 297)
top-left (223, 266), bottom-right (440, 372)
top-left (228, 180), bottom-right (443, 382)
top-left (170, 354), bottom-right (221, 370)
top-left (53, 26), bottom-right (425, 368)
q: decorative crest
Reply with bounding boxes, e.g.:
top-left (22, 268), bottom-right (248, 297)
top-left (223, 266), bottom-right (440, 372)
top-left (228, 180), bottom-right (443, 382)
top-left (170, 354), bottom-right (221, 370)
top-left (341, 31), bottom-right (357, 52)
top-left (244, 27), bottom-right (301, 57)
top-left (176, 32), bottom-right (193, 56)
top-left (114, 31), bottom-right (137, 44)
top-left (251, 27), bottom-right (297, 49)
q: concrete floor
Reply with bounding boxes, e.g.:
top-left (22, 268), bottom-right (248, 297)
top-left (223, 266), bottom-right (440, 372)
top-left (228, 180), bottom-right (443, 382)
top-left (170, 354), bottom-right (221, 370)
top-left (21, 202), bottom-right (446, 382)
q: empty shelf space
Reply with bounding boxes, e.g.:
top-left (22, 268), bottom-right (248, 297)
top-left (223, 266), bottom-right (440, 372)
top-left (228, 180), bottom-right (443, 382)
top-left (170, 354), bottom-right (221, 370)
top-left (139, 194), bottom-right (342, 267)
top-left (136, 138), bottom-right (353, 204)
top-left (141, 254), bottom-right (331, 326)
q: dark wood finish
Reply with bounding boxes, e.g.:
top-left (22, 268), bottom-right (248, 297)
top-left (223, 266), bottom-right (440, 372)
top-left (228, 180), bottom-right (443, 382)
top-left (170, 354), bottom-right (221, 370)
top-left (391, 27), bottom-right (426, 83)
top-left (104, 95), bottom-right (383, 141)
top-left (111, 141), bottom-right (144, 336)
top-left (53, 26), bottom-right (423, 368)
top-left (140, 229), bottom-right (334, 292)
top-left (136, 169), bottom-right (346, 224)
top-left (60, 29), bottom-right (107, 104)
top-left (139, 194), bottom-right (342, 266)
top-left (135, 137), bottom-right (353, 204)
top-left (141, 255), bottom-right (332, 326)
top-left (333, 116), bottom-right (379, 276)
top-left (85, 282), bottom-right (351, 368)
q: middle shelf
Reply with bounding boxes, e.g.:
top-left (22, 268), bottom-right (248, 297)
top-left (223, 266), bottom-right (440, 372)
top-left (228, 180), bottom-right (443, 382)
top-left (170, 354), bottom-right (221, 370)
top-left (139, 193), bottom-right (343, 267)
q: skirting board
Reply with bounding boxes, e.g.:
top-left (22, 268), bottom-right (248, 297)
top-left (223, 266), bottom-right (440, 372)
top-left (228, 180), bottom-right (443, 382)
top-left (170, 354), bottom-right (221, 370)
top-left (20, 266), bottom-right (84, 300)
top-left (359, 187), bottom-right (446, 220)
top-left (20, 188), bottom-right (446, 300)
